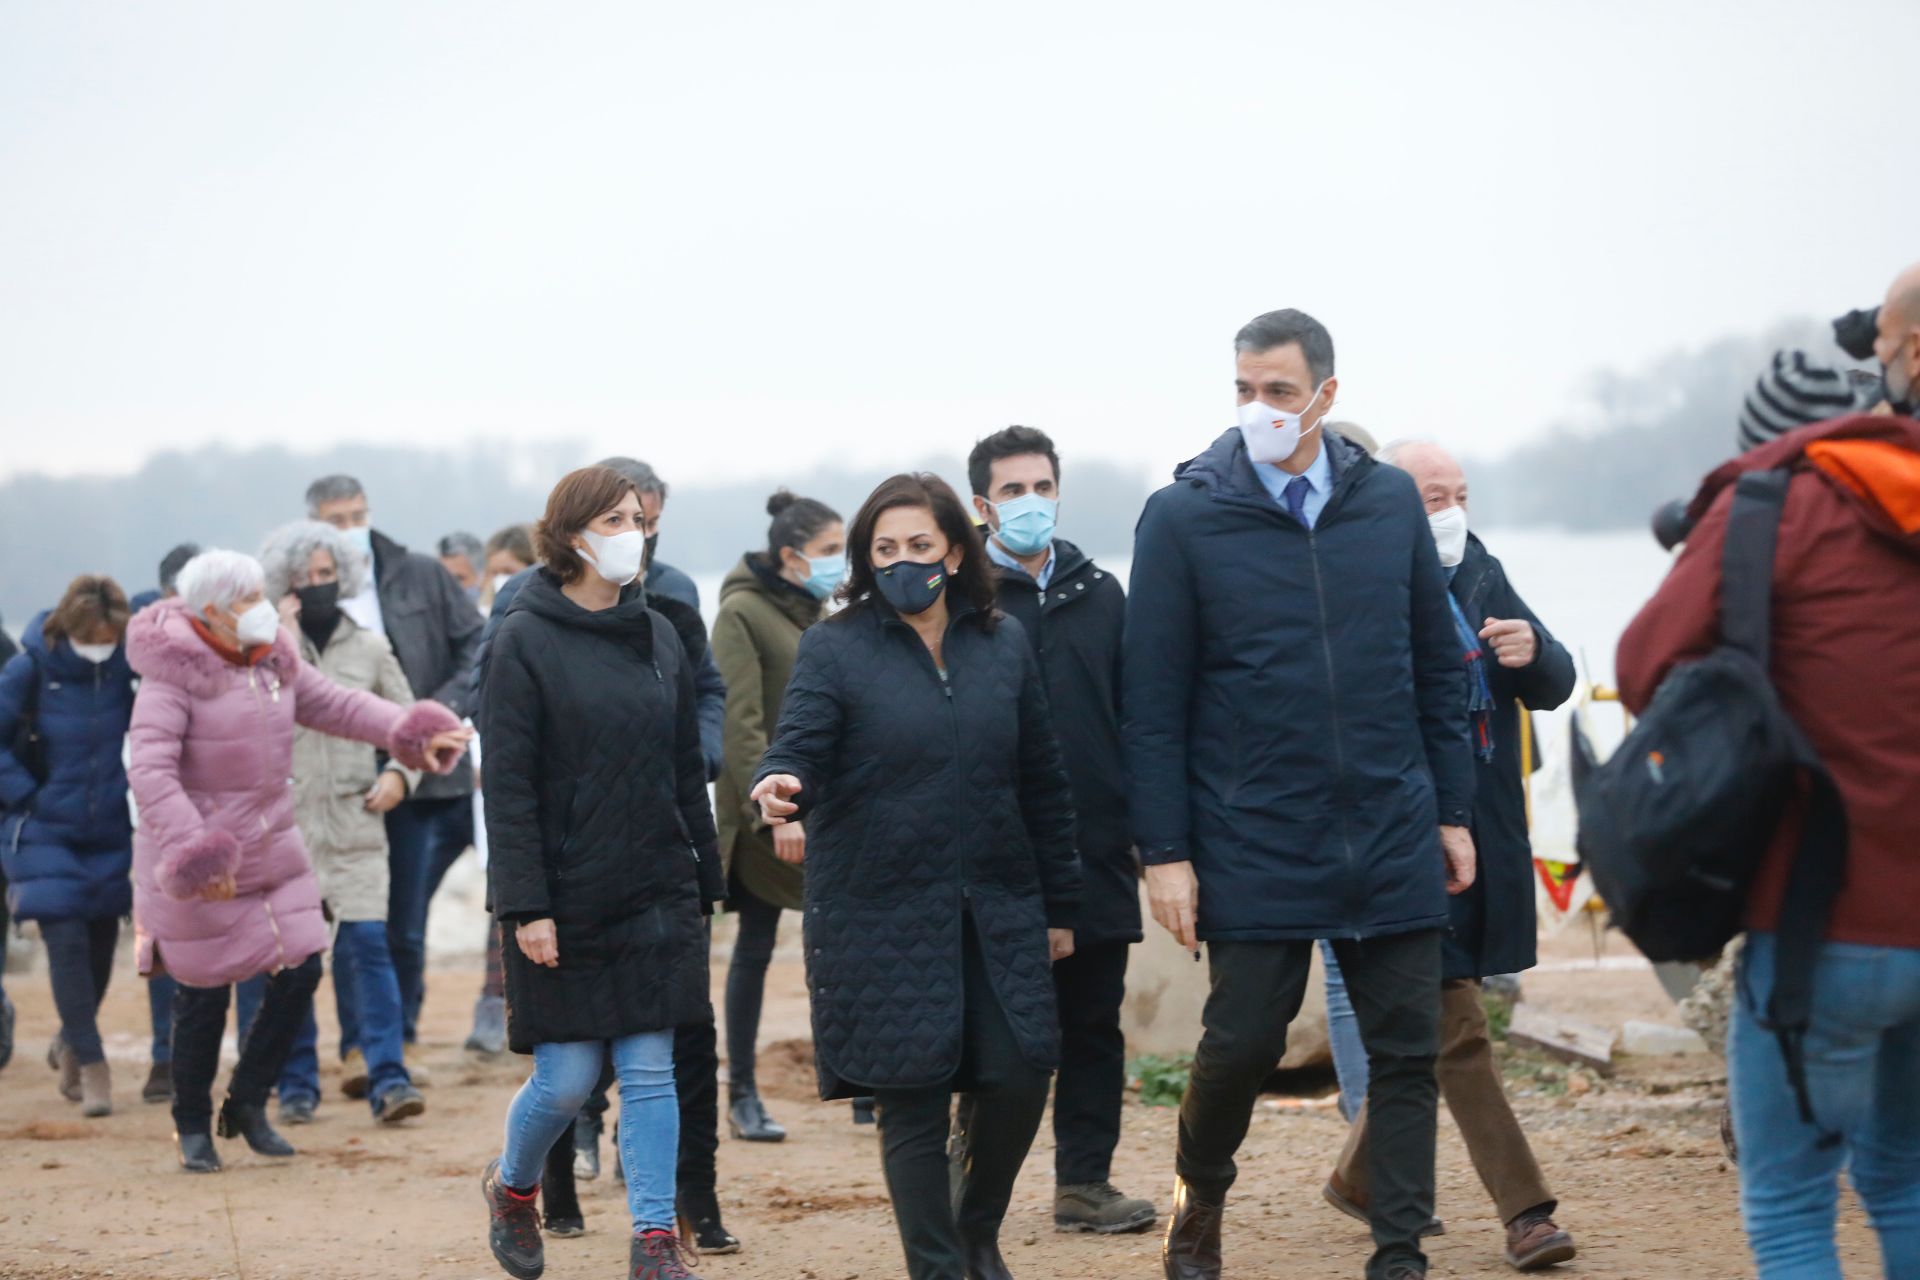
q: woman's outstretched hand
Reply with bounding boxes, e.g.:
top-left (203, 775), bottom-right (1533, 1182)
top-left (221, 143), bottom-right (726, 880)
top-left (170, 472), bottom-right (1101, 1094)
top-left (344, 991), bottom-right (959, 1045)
top-left (752, 774), bottom-right (803, 825)
top-left (516, 918), bottom-right (559, 968)
top-left (424, 726), bottom-right (474, 772)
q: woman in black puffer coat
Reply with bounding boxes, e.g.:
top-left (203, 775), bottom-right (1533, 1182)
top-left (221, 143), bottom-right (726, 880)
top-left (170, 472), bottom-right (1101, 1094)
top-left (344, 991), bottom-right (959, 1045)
top-left (478, 466), bottom-right (722, 1280)
top-left (753, 472), bottom-right (1081, 1280)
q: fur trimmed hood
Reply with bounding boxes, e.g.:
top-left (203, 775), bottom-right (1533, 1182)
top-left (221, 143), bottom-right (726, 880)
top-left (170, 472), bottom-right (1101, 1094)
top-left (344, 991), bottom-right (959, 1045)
top-left (125, 597), bottom-right (300, 697)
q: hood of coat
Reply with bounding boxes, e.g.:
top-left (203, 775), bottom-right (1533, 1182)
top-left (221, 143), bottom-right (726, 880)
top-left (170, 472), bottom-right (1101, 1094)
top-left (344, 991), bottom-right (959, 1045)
top-left (724, 554), bottom-right (825, 628)
top-left (504, 567), bottom-right (657, 644)
top-left (125, 596), bottom-right (300, 697)
top-left (1174, 428), bottom-right (1373, 505)
top-left (22, 608), bottom-right (135, 682)
top-left (1689, 413), bottom-right (1920, 555)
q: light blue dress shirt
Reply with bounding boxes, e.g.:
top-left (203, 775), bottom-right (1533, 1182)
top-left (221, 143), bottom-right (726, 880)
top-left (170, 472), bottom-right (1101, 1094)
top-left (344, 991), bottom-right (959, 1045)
top-left (985, 535), bottom-right (1055, 589)
top-left (1251, 435), bottom-right (1334, 530)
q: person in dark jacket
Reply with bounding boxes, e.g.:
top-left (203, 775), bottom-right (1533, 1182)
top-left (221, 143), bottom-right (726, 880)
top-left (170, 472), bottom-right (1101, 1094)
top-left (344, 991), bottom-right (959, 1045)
top-left (465, 523), bottom-right (539, 1060)
top-left (1619, 310), bottom-right (1920, 1277)
top-left (1325, 441), bottom-right (1578, 1273)
top-left (1127, 309), bottom-right (1476, 1280)
top-left (712, 489), bottom-right (842, 1144)
top-left (478, 465), bottom-right (721, 1280)
top-left (0, 577), bottom-right (137, 1117)
top-left (0, 611), bottom-right (13, 1073)
top-left (130, 541), bottom-right (202, 1106)
top-left (753, 472), bottom-right (1081, 1280)
top-left (306, 475), bottom-right (483, 1063)
top-left (473, 457), bottom-right (738, 1253)
top-left (966, 426), bottom-right (1155, 1237)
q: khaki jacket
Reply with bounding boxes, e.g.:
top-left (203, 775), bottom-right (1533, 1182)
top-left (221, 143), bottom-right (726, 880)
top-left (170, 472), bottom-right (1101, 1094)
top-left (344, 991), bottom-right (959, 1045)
top-left (712, 555), bottom-right (824, 911)
top-left (292, 615), bottom-right (419, 921)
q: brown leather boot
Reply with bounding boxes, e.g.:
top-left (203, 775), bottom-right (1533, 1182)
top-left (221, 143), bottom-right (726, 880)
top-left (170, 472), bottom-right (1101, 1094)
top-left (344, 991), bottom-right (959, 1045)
top-left (1504, 1208), bottom-right (1576, 1271)
top-left (1161, 1179), bottom-right (1223, 1280)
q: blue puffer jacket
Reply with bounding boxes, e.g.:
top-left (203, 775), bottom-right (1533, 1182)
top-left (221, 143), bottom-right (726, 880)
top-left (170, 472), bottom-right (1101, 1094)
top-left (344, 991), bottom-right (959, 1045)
top-left (0, 611), bottom-right (137, 922)
top-left (1123, 431), bottom-right (1475, 941)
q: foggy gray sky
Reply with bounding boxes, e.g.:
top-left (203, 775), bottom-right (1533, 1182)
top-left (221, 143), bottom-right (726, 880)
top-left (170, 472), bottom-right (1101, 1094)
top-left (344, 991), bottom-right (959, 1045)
top-left (3, 0), bottom-right (1916, 486)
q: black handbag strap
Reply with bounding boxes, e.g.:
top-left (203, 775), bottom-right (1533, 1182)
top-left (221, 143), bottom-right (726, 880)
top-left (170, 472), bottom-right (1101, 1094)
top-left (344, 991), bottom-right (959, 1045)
top-left (1719, 469), bottom-right (1790, 666)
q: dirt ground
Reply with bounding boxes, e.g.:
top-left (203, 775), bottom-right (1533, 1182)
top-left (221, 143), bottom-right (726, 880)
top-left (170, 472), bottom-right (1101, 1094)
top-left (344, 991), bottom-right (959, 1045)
top-left (0, 917), bottom-right (1882, 1280)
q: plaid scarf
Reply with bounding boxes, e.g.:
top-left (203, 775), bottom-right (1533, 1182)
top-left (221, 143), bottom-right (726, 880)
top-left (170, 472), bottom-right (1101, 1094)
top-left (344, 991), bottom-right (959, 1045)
top-left (1445, 581), bottom-right (1496, 764)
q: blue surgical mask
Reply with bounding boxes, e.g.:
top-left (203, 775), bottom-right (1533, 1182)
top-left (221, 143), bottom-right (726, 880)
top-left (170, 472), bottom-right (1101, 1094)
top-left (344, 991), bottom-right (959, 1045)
top-left (992, 494), bottom-right (1058, 557)
top-left (800, 553), bottom-right (846, 601)
top-left (344, 524), bottom-right (374, 559)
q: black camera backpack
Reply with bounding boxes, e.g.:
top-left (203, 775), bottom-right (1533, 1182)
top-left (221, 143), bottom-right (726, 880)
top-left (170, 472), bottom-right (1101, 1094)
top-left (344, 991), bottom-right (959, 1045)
top-left (1574, 468), bottom-right (1848, 1134)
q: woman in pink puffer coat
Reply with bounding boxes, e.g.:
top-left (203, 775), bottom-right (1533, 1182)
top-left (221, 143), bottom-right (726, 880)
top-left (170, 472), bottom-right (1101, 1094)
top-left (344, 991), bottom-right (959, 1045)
top-left (126, 550), bottom-right (468, 1173)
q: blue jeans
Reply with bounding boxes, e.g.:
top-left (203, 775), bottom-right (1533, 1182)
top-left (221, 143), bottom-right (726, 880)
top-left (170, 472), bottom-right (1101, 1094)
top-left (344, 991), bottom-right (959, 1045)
top-left (1321, 939), bottom-right (1370, 1122)
top-left (148, 974), bottom-right (178, 1064)
top-left (383, 797), bottom-right (473, 1044)
top-left (501, 1033), bottom-right (678, 1233)
top-left (1731, 932), bottom-right (1920, 1279)
top-left (269, 922), bottom-right (412, 1111)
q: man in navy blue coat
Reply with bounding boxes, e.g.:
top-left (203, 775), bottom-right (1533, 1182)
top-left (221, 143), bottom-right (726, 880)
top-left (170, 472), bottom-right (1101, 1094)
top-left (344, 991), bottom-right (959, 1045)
top-left (1124, 309), bottom-right (1476, 1280)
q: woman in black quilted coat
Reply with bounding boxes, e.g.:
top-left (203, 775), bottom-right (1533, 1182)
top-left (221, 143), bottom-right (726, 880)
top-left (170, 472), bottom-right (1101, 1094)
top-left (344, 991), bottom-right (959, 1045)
top-left (754, 472), bottom-right (1081, 1280)
top-left (478, 465), bottom-right (722, 1280)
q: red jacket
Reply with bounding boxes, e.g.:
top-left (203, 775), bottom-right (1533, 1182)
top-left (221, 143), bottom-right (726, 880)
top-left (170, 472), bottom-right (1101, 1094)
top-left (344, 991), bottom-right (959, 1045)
top-left (1618, 414), bottom-right (1920, 951)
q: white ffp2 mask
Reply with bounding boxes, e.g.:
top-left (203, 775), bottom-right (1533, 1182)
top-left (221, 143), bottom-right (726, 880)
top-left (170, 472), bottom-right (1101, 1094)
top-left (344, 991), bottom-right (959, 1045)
top-left (1236, 384), bottom-right (1330, 466)
top-left (1428, 505), bottom-right (1469, 568)
top-left (578, 529), bottom-right (647, 586)
top-left (235, 600), bottom-right (280, 647)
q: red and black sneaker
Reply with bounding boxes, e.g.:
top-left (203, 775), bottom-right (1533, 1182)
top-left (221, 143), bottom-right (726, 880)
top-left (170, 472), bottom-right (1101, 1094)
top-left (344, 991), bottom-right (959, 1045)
top-left (630, 1229), bottom-right (703, 1280)
top-left (481, 1157), bottom-right (545, 1280)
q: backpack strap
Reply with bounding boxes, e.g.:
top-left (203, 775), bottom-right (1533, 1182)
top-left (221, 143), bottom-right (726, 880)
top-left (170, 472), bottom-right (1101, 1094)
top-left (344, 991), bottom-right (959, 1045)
top-left (1718, 469), bottom-right (1791, 666)
top-left (1719, 466), bottom-right (1852, 1145)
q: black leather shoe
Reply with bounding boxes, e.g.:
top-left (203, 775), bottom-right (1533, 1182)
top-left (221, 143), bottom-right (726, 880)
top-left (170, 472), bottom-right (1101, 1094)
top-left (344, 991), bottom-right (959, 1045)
top-left (1162, 1178), bottom-right (1224, 1280)
top-left (217, 1099), bottom-right (296, 1157)
top-left (728, 1093), bottom-right (788, 1143)
top-left (963, 1236), bottom-right (1015, 1280)
top-left (177, 1130), bottom-right (223, 1174)
top-left (677, 1188), bottom-right (741, 1255)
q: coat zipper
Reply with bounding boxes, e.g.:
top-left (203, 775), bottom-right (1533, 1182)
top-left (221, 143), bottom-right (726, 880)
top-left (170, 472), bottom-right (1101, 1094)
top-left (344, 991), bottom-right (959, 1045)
top-left (656, 659), bottom-right (701, 872)
top-left (1303, 524), bottom-right (1362, 935)
top-left (263, 898), bottom-right (287, 970)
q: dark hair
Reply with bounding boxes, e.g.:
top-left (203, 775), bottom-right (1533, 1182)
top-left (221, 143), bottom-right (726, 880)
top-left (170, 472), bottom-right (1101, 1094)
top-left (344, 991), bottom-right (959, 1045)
top-left (304, 474), bottom-right (365, 514)
top-left (485, 523), bottom-right (536, 568)
top-left (837, 473), bottom-right (997, 627)
top-left (1234, 309), bottom-right (1335, 386)
top-left (765, 489), bottom-right (842, 561)
top-left (44, 575), bottom-right (131, 647)
top-left (438, 531), bottom-right (483, 565)
top-left (967, 426), bottom-right (1060, 498)
top-left (533, 466), bottom-right (640, 585)
top-left (158, 542), bottom-right (201, 596)
top-left (592, 456), bottom-right (668, 501)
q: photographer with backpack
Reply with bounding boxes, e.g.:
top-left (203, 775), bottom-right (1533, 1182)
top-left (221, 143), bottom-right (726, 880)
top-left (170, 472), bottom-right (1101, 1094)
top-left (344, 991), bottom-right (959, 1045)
top-left (1616, 308), bottom-right (1920, 1277)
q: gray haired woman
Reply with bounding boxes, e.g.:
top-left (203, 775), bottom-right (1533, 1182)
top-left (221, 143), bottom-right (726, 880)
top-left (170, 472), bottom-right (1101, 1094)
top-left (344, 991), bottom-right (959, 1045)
top-left (257, 520), bottom-right (428, 1125)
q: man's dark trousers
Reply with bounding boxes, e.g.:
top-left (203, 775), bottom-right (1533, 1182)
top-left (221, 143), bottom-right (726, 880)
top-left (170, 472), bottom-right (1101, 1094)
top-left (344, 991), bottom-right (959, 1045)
top-left (1178, 928), bottom-right (1441, 1280)
top-left (1052, 939), bottom-right (1131, 1185)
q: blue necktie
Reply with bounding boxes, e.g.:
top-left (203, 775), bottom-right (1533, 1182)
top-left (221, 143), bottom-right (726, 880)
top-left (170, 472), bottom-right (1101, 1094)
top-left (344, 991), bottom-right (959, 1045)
top-left (1283, 475), bottom-right (1313, 529)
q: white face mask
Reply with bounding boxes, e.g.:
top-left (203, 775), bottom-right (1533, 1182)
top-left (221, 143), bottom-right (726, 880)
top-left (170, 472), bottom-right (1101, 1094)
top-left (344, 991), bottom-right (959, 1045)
top-left (1428, 505), bottom-right (1469, 568)
top-left (1236, 383), bottom-right (1331, 466)
top-left (71, 642), bottom-right (117, 665)
top-left (490, 573), bottom-right (513, 596)
top-left (234, 599), bottom-right (281, 647)
top-left (577, 529), bottom-right (647, 586)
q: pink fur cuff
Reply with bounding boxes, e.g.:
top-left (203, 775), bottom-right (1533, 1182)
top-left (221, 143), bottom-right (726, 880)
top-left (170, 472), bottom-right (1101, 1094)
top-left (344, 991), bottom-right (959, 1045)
top-left (390, 700), bottom-right (463, 773)
top-left (157, 828), bottom-right (241, 901)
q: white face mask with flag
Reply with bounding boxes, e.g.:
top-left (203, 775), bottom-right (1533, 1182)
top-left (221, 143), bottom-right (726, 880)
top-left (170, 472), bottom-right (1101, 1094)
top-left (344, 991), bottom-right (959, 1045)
top-left (1428, 505), bottom-right (1469, 567)
top-left (1236, 383), bottom-right (1331, 466)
